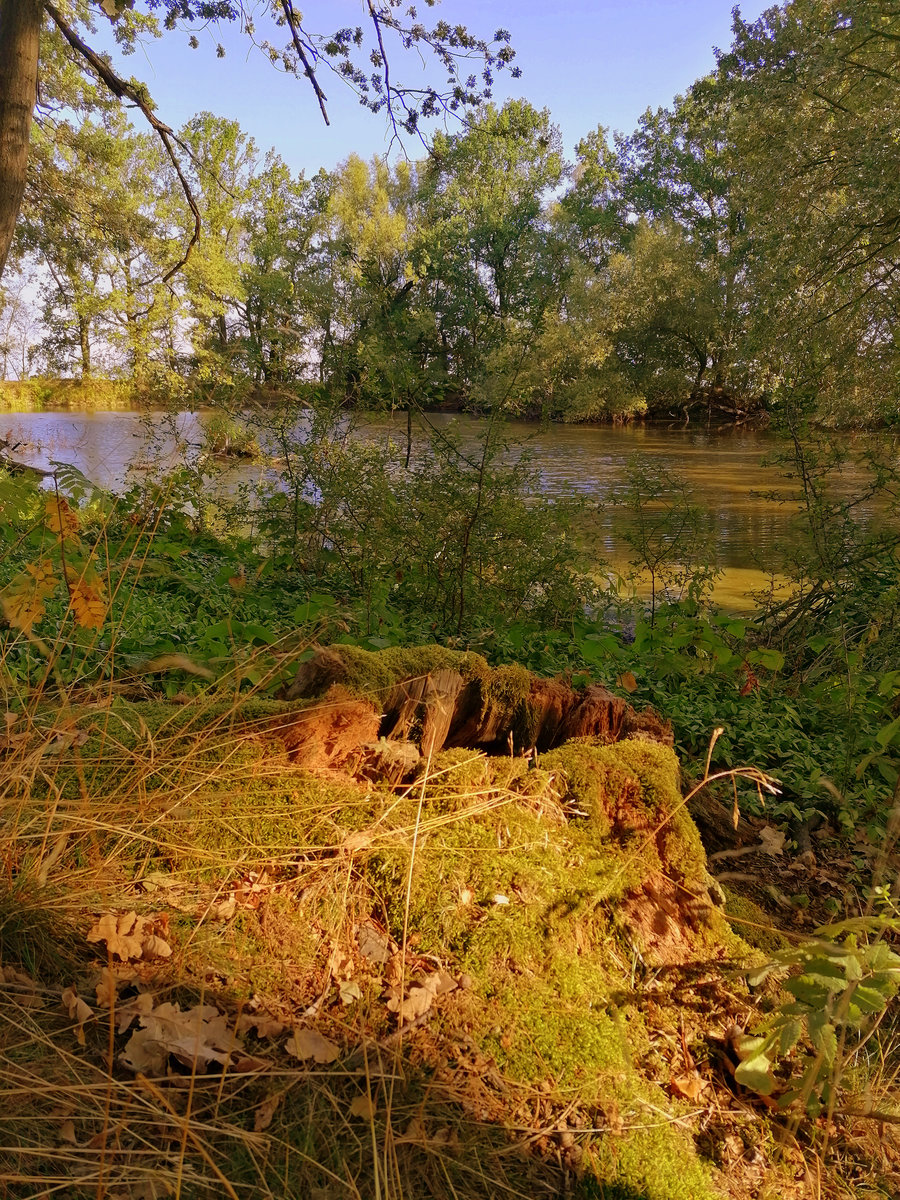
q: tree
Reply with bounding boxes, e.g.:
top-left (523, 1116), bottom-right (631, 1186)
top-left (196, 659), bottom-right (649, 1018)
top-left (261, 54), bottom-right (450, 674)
top-left (0, 0), bottom-right (519, 282)
top-left (418, 99), bottom-right (568, 404)
top-left (178, 113), bottom-right (257, 370)
top-left (715, 0), bottom-right (900, 424)
top-left (608, 85), bottom-right (759, 414)
top-left (322, 152), bottom-right (439, 406)
top-left (239, 156), bottom-right (321, 386)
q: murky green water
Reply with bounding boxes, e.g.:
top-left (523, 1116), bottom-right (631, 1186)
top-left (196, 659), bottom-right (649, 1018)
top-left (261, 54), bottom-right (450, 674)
top-left (1, 408), bottom-right (891, 607)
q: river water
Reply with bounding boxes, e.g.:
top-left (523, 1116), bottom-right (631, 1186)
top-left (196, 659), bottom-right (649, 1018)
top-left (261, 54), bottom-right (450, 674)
top-left (0, 408), bottom-right (890, 607)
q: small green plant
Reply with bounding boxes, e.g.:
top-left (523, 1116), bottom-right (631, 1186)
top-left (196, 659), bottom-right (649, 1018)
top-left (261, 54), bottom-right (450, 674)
top-left (616, 457), bottom-right (720, 622)
top-left (734, 914), bottom-right (900, 1116)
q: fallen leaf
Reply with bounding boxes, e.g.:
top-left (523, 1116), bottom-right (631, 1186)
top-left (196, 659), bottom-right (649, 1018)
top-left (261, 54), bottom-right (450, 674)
top-left (231, 1054), bottom-right (271, 1073)
top-left (254, 1092), bottom-right (282, 1132)
top-left (87, 912), bottom-right (142, 960)
top-left (349, 1094), bottom-right (376, 1120)
top-left (339, 980), bottom-right (363, 1006)
top-left (329, 947), bottom-right (354, 980)
top-left (212, 894), bottom-right (237, 921)
top-left (237, 1012), bottom-right (286, 1039)
top-left (670, 1072), bottom-right (708, 1102)
top-left (119, 1027), bottom-right (168, 1075)
top-left (285, 1028), bottom-right (340, 1063)
top-left (140, 934), bottom-right (173, 960)
top-left (61, 986), bottom-right (93, 1045)
top-left (758, 825), bottom-right (786, 856)
top-left (387, 969), bottom-right (458, 1024)
top-left (94, 967), bottom-right (118, 1008)
top-left (358, 923), bottom-right (391, 964)
top-left (115, 992), bottom-right (155, 1034)
top-left (397, 1114), bottom-right (426, 1144)
top-left (87, 912), bottom-right (172, 962)
top-left (119, 1000), bottom-right (243, 1074)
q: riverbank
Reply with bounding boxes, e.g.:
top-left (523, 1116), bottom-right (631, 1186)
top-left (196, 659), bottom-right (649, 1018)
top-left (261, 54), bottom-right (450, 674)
top-left (0, 378), bottom-right (149, 412)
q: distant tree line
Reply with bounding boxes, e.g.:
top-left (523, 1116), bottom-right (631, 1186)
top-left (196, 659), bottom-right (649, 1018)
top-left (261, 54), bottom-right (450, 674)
top-left (2, 0), bottom-right (898, 427)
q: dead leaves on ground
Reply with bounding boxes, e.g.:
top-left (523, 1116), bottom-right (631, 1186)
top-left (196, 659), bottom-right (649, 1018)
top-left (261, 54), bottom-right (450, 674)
top-left (87, 911), bottom-right (173, 963)
top-left (386, 968), bottom-right (458, 1025)
top-left (119, 1000), bottom-right (259, 1075)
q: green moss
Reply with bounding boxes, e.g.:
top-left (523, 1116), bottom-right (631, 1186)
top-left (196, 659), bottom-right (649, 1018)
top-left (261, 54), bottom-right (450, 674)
top-left (583, 1107), bottom-right (721, 1200)
top-left (539, 738), bottom-right (707, 884)
top-left (318, 643), bottom-right (489, 700)
top-left (723, 889), bottom-right (789, 954)
top-left (483, 661), bottom-right (533, 713)
top-left (308, 644), bottom-right (538, 734)
top-left (5, 693), bottom-right (739, 1198)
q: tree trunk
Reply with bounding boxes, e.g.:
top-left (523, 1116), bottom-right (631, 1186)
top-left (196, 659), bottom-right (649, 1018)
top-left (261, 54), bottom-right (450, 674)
top-left (78, 313), bottom-right (91, 377)
top-left (0, 0), bottom-right (42, 280)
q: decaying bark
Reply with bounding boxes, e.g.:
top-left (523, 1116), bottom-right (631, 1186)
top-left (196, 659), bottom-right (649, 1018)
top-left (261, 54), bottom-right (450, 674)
top-left (277, 646), bottom-right (672, 776)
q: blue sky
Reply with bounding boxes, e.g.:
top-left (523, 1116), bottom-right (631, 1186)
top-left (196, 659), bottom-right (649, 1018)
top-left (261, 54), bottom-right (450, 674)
top-left (102, 1), bottom-right (768, 172)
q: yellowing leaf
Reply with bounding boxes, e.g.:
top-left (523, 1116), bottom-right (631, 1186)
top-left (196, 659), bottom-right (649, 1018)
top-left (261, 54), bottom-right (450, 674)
top-left (1, 561), bottom-right (58, 633)
top-left (44, 495), bottom-right (79, 539)
top-left (25, 559), bottom-right (56, 586)
top-left (69, 579), bottom-right (106, 630)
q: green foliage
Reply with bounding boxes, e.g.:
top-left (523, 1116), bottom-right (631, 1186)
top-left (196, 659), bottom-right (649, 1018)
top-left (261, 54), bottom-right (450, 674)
top-left (616, 456), bottom-right (720, 620)
top-left (735, 915), bottom-right (900, 1115)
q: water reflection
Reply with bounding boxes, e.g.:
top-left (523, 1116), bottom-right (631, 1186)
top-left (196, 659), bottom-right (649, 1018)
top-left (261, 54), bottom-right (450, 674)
top-left (0, 408), bottom-right (890, 608)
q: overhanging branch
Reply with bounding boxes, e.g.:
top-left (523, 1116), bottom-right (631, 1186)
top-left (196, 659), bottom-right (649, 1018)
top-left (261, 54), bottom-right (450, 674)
top-left (43, 0), bottom-right (201, 283)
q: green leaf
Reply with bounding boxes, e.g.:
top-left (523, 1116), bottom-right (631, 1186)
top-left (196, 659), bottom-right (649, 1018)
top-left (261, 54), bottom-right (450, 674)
top-left (778, 1019), bottom-right (803, 1056)
top-left (877, 670), bottom-right (900, 698)
top-left (875, 714), bottom-right (900, 749)
top-left (784, 977), bottom-right (834, 1006)
top-left (850, 983), bottom-right (892, 1016)
top-left (734, 1054), bottom-right (777, 1095)
top-left (746, 963), bottom-right (777, 987)
top-left (749, 647), bottom-right (785, 671)
top-left (806, 1011), bottom-right (837, 1065)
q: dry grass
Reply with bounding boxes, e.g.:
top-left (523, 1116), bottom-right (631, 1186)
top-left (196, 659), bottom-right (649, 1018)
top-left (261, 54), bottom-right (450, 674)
top-left (0, 637), bottom-right (898, 1198)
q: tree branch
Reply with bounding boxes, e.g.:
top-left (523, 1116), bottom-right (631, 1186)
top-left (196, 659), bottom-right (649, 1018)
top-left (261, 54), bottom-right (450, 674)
top-left (43, 0), bottom-right (201, 283)
top-left (279, 0), bottom-right (330, 125)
